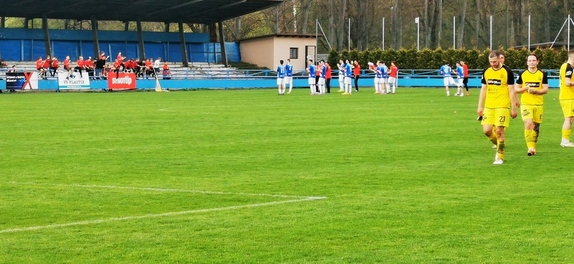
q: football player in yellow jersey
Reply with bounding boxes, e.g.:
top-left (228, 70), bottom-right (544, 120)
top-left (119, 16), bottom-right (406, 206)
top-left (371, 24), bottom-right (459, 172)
top-left (515, 53), bottom-right (548, 156)
top-left (485, 51), bottom-right (515, 149)
top-left (477, 50), bottom-right (518, 165)
top-left (559, 50), bottom-right (574, 147)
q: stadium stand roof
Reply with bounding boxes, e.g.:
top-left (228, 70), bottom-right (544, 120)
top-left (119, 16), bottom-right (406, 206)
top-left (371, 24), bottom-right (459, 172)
top-left (0, 0), bottom-right (284, 24)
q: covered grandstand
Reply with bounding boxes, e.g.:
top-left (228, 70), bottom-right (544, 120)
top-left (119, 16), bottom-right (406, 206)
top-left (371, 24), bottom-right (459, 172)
top-left (0, 0), bottom-right (291, 90)
top-left (0, 0), bottom-right (286, 66)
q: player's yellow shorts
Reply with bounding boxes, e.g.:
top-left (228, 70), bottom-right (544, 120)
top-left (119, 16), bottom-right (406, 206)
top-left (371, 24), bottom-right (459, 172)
top-left (560, 99), bottom-right (574, 117)
top-left (481, 108), bottom-right (511, 127)
top-left (520, 104), bottom-right (543, 123)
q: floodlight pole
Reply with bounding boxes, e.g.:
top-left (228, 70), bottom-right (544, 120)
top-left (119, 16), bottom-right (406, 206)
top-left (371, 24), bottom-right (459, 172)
top-left (528, 15), bottom-right (531, 50)
top-left (415, 17), bottom-right (420, 51)
top-left (382, 17), bottom-right (385, 50)
top-left (390, 7), bottom-right (394, 49)
top-left (348, 18), bottom-right (351, 50)
top-left (453, 16), bottom-right (456, 49)
top-left (489, 15), bottom-right (493, 50)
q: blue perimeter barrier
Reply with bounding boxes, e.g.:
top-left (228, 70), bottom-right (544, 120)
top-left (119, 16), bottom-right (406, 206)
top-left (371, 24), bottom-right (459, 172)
top-left (0, 77), bottom-right (561, 91)
top-left (0, 70), bottom-right (561, 91)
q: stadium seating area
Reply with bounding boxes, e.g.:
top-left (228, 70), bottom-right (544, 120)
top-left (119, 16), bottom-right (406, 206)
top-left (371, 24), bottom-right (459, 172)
top-left (0, 61), bottom-right (249, 80)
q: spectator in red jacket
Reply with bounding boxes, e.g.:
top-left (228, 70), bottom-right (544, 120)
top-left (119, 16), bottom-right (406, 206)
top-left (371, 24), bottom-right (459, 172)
top-left (162, 61), bottom-right (171, 80)
top-left (36, 57), bottom-right (43, 71)
top-left (74, 56), bottom-right (85, 78)
top-left (50, 57), bottom-right (59, 77)
top-left (460, 60), bottom-right (470, 95)
top-left (145, 58), bottom-right (153, 79)
top-left (112, 59), bottom-right (122, 76)
top-left (63, 56), bottom-right (71, 72)
top-left (124, 59), bottom-right (133, 72)
top-left (325, 62), bottom-right (332, 93)
top-left (42, 55), bottom-right (52, 79)
top-left (353, 60), bottom-right (361, 92)
top-left (43, 55), bottom-right (52, 71)
top-left (85, 56), bottom-right (95, 79)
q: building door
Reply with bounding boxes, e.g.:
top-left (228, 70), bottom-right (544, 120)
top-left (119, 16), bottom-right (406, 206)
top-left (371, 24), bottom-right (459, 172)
top-left (304, 45), bottom-right (317, 68)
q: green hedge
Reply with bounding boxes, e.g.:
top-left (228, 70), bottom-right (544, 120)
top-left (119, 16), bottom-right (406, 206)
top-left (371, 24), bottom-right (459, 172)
top-left (327, 47), bottom-right (568, 69)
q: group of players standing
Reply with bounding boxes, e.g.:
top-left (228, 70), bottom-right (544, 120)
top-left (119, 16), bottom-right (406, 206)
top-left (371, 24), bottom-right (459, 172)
top-left (306, 59), bottom-right (332, 95)
top-left (477, 49), bottom-right (574, 165)
top-left (363, 60), bottom-right (399, 95)
top-left (275, 59), bottom-right (294, 95)
top-left (440, 61), bottom-right (471, 97)
top-left (274, 58), bottom-right (399, 96)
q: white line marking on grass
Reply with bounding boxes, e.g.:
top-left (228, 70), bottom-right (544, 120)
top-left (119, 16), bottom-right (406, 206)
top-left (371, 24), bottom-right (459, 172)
top-left (2, 182), bottom-right (327, 234)
top-left (0, 196), bottom-right (326, 234)
top-left (8, 182), bottom-right (323, 199)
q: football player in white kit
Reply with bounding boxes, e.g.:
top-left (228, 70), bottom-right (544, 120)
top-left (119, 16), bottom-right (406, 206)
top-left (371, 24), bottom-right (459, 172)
top-left (375, 61), bottom-right (386, 94)
top-left (337, 59), bottom-right (345, 93)
top-left (454, 62), bottom-right (465, 96)
top-left (285, 59), bottom-right (294, 94)
top-left (317, 60), bottom-right (326, 95)
top-left (343, 59), bottom-right (354, 95)
top-left (307, 59), bottom-right (317, 95)
top-left (276, 60), bottom-right (286, 95)
top-left (440, 62), bottom-right (459, 96)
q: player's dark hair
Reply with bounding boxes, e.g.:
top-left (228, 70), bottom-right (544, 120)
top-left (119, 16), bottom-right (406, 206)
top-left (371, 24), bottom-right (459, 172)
top-left (489, 50), bottom-right (500, 58)
top-left (528, 53), bottom-right (539, 61)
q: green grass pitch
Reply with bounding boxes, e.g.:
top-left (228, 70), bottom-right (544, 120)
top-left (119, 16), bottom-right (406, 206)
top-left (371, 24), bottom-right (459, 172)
top-left (1, 88), bottom-right (574, 263)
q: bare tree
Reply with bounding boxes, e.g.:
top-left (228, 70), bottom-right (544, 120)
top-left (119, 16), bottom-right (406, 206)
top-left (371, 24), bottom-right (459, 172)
top-left (300, 0), bottom-right (313, 34)
top-left (457, 0), bottom-right (468, 48)
top-left (426, 0), bottom-right (440, 48)
top-left (335, 0), bottom-right (347, 50)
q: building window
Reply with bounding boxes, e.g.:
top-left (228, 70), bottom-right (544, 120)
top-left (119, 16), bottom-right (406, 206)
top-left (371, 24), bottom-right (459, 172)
top-left (289, 48), bottom-right (298, 59)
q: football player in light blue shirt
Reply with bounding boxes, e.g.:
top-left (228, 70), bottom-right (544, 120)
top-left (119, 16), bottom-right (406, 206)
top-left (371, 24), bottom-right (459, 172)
top-left (382, 62), bottom-right (389, 93)
top-left (343, 60), bottom-right (354, 95)
top-left (307, 59), bottom-right (316, 95)
top-left (440, 62), bottom-right (458, 96)
top-left (337, 59), bottom-right (345, 92)
top-left (285, 59), bottom-right (294, 94)
top-left (277, 60), bottom-right (286, 95)
top-left (318, 60), bottom-right (327, 94)
top-left (374, 61), bottom-right (385, 94)
top-left (454, 62), bottom-right (465, 96)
